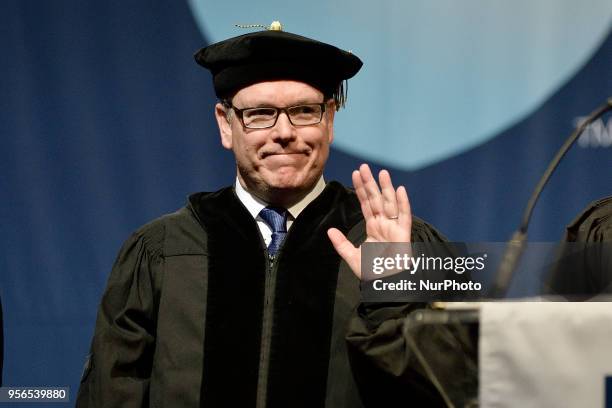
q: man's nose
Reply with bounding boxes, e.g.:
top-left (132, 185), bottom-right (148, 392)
top-left (272, 111), bottom-right (297, 142)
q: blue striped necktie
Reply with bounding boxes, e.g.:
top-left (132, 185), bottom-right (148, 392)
top-left (259, 206), bottom-right (288, 256)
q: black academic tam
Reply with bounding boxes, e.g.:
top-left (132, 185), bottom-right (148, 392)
top-left (194, 29), bottom-right (362, 98)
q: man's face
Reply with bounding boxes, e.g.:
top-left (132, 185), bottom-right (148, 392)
top-left (215, 80), bottom-right (335, 205)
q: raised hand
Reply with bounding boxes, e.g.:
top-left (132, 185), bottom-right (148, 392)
top-left (327, 163), bottom-right (412, 279)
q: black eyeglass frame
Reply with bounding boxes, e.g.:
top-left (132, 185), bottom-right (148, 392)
top-left (230, 103), bottom-right (327, 129)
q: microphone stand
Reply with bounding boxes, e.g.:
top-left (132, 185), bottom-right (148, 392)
top-left (490, 98), bottom-right (612, 299)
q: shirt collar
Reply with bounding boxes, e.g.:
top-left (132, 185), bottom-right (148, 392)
top-left (234, 176), bottom-right (326, 220)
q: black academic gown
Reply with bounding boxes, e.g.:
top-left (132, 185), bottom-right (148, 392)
top-left (76, 182), bottom-right (447, 407)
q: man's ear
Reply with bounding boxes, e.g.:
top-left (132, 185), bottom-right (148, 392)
top-left (325, 100), bottom-right (336, 144)
top-left (215, 103), bottom-right (233, 150)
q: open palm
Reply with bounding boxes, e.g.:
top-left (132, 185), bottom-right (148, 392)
top-left (327, 164), bottom-right (412, 279)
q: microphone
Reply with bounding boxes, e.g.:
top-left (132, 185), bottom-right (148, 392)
top-left (490, 98), bottom-right (612, 299)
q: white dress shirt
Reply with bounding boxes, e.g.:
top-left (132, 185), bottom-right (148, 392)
top-left (234, 177), bottom-right (326, 246)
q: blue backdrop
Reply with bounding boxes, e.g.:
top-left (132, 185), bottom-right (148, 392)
top-left (1, 0), bottom-right (611, 403)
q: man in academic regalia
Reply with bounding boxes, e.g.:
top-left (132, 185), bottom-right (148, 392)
top-left (76, 24), bottom-right (448, 407)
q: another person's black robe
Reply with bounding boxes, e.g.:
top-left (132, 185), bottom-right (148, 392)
top-left (546, 196), bottom-right (612, 298)
top-left (76, 182), bottom-right (448, 407)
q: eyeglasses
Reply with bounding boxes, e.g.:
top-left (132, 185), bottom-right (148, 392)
top-left (231, 103), bottom-right (326, 129)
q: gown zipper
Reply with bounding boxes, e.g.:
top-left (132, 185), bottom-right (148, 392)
top-left (256, 242), bottom-right (285, 407)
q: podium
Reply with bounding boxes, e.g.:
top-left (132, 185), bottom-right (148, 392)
top-left (403, 301), bottom-right (612, 408)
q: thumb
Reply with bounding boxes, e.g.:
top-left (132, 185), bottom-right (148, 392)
top-left (327, 228), bottom-right (361, 278)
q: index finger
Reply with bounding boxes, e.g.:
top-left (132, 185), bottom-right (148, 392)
top-left (353, 169), bottom-right (373, 220)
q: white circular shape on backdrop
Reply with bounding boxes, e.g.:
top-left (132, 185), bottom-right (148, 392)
top-left (188, 0), bottom-right (612, 169)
